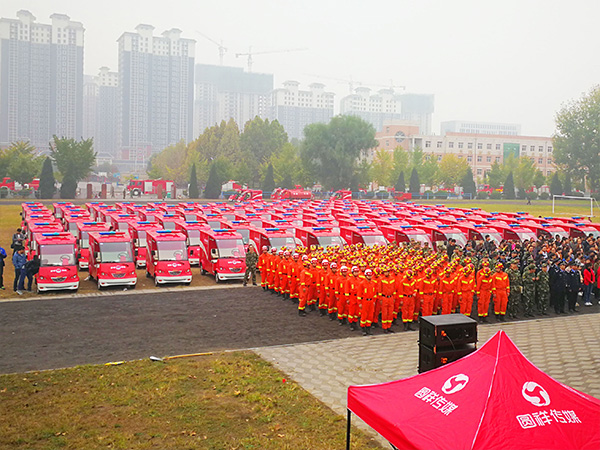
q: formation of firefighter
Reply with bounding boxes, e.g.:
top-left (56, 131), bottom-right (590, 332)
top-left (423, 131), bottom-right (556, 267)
top-left (254, 242), bottom-right (522, 336)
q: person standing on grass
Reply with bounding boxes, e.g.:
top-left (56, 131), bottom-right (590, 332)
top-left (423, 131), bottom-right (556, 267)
top-left (12, 246), bottom-right (27, 294)
top-left (0, 244), bottom-right (6, 290)
top-left (11, 228), bottom-right (25, 254)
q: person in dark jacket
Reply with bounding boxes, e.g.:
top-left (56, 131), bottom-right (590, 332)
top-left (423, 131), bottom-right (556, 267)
top-left (0, 244), bottom-right (6, 289)
top-left (565, 262), bottom-right (582, 312)
top-left (549, 261), bottom-right (567, 314)
top-left (12, 246), bottom-right (27, 294)
top-left (21, 255), bottom-right (40, 293)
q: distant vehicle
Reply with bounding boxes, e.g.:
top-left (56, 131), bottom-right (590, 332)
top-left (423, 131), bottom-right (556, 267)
top-left (127, 179), bottom-right (173, 196)
top-left (0, 177), bottom-right (16, 191)
top-left (271, 186), bottom-right (313, 200)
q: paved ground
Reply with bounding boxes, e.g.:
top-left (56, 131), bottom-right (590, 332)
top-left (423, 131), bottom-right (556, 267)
top-left (256, 312), bottom-right (600, 446)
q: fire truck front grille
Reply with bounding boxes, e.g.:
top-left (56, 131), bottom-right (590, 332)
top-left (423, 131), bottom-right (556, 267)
top-left (51, 276), bottom-right (67, 282)
top-left (230, 268), bottom-right (242, 273)
top-left (168, 270), bottom-right (182, 276)
top-left (112, 273), bottom-right (126, 278)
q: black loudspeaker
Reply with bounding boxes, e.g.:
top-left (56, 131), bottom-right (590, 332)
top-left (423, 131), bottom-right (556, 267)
top-left (418, 344), bottom-right (477, 373)
top-left (418, 314), bottom-right (478, 373)
top-left (419, 314), bottom-right (478, 348)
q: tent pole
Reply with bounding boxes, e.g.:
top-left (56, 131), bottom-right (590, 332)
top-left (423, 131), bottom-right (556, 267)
top-left (346, 408), bottom-right (351, 450)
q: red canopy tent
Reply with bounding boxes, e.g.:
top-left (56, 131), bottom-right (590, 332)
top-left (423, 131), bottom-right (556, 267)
top-left (347, 330), bottom-right (600, 450)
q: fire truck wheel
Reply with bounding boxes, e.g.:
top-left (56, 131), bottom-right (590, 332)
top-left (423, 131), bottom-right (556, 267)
top-left (132, 188), bottom-right (141, 197)
top-left (154, 277), bottom-right (160, 287)
top-left (215, 272), bottom-right (220, 283)
top-left (146, 271), bottom-right (151, 278)
top-left (200, 265), bottom-right (207, 275)
top-left (97, 283), bottom-right (103, 291)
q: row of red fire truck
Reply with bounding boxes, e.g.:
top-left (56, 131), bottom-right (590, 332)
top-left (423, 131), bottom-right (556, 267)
top-left (17, 199), bottom-right (600, 294)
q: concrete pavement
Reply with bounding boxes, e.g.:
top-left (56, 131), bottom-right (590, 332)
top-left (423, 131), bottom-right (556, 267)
top-left (255, 313), bottom-right (600, 446)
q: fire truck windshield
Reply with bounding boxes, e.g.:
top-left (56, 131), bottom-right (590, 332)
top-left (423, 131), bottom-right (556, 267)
top-left (187, 230), bottom-right (201, 246)
top-left (411, 233), bottom-right (432, 246)
top-left (235, 228), bottom-right (250, 244)
top-left (445, 232), bottom-right (467, 248)
top-left (80, 232), bottom-right (89, 249)
top-left (269, 237), bottom-right (296, 250)
top-left (162, 221), bottom-right (176, 230)
top-left (40, 244), bottom-right (75, 266)
top-left (216, 239), bottom-right (246, 258)
top-left (516, 231), bottom-right (537, 242)
top-left (157, 240), bottom-right (188, 261)
top-left (362, 235), bottom-right (388, 247)
top-left (99, 242), bottom-right (133, 263)
top-left (136, 231), bottom-right (147, 247)
top-left (316, 235), bottom-right (344, 249)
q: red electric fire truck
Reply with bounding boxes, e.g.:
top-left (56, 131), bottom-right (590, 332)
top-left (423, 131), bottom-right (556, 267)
top-left (295, 226), bottom-right (345, 250)
top-left (145, 230), bottom-right (192, 286)
top-left (198, 228), bottom-right (246, 283)
top-left (340, 225), bottom-right (388, 247)
top-left (77, 221), bottom-right (112, 269)
top-left (129, 221), bottom-right (163, 268)
top-left (34, 232), bottom-right (79, 293)
top-left (88, 231), bottom-right (137, 289)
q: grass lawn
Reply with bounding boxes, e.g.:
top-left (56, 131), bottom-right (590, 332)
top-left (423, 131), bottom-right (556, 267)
top-left (0, 352), bottom-right (382, 450)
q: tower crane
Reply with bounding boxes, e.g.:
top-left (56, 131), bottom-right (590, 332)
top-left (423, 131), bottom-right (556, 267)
top-left (235, 47), bottom-right (307, 72)
top-left (305, 74), bottom-right (406, 93)
top-left (195, 30), bottom-right (227, 65)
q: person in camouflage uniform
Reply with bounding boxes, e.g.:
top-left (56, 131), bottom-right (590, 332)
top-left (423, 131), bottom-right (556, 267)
top-left (522, 264), bottom-right (536, 317)
top-left (506, 260), bottom-right (522, 319)
top-left (243, 244), bottom-right (259, 286)
top-left (535, 262), bottom-right (550, 315)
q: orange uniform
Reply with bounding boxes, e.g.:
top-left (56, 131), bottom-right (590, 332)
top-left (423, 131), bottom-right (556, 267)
top-left (418, 276), bottom-right (437, 317)
top-left (359, 277), bottom-right (378, 330)
top-left (324, 269), bottom-right (339, 317)
top-left (317, 266), bottom-right (329, 313)
top-left (289, 259), bottom-right (301, 300)
top-left (439, 274), bottom-right (456, 315)
top-left (337, 273), bottom-right (349, 321)
top-left (456, 271), bottom-right (476, 316)
top-left (346, 274), bottom-right (361, 328)
top-left (298, 266), bottom-right (313, 313)
top-left (491, 270), bottom-right (510, 316)
top-left (379, 274), bottom-right (396, 330)
top-left (399, 276), bottom-right (418, 324)
top-left (477, 271), bottom-right (494, 318)
top-left (258, 251), bottom-right (269, 288)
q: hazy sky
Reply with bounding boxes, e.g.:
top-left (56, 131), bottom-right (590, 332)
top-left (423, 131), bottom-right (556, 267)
top-left (3, 0), bottom-right (599, 136)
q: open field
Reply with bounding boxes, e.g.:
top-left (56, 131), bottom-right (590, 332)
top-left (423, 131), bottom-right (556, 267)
top-left (0, 352), bottom-right (382, 450)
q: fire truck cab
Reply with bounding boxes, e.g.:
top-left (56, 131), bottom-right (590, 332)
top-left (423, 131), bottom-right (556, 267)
top-left (295, 227), bottom-right (345, 250)
top-left (340, 225), bottom-right (388, 247)
top-left (249, 227), bottom-right (298, 253)
top-left (198, 228), bottom-right (246, 283)
top-left (63, 213), bottom-right (92, 237)
top-left (379, 225), bottom-right (433, 248)
top-left (108, 213), bottom-right (138, 232)
top-left (27, 222), bottom-right (64, 257)
top-left (34, 232), bottom-right (79, 293)
top-left (129, 221), bottom-right (163, 268)
top-left (145, 230), bottom-right (192, 286)
top-left (88, 231), bottom-right (137, 289)
top-left (77, 222), bottom-right (111, 269)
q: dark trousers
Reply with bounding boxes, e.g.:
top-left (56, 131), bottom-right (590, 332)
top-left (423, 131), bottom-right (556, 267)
top-left (0, 265), bottom-right (4, 288)
top-left (550, 290), bottom-right (565, 313)
top-left (18, 270), bottom-right (33, 291)
top-left (244, 267), bottom-right (256, 284)
top-left (566, 291), bottom-right (578, 311)
top-left (14, 268), bottom-right (23, 291)
top-left (583, 284), bottom-right (593, 304)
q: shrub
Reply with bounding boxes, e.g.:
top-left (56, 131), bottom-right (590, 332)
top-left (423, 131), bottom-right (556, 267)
top-left (490, 191), bottom-right (502, 200)
top-left (364, 191), bottom-right (374, 199)
top-left (517, 188), bottom-right (527, 200)
top-left (526, 192), bottom-right (538, 200)
top-left (434, 191), bottom-right (449, 199)
top-left (423, 190), bottom-right (434, 199)
top-left (375, 191), bottom-right (389, 199)
top-left (540, 192), bottom-right (550, 200)
top-left (476, 191), bottom-right (489, 200)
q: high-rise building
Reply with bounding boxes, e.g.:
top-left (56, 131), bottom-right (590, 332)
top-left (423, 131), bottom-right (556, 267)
top-left (0, 10), bottom-right (84, 151)
top-left (268, 81), bottom-right (334, 140)
top-left (82, 67), bottom-right (119, 159)
top-left (117, 24), bottom-right (195, 161)
top-left (441, 120), bottom-right (521, 136)
top-left (194, 64), bottom-right (273, 136)
top-left (340, 89), bottom-right (434, 134)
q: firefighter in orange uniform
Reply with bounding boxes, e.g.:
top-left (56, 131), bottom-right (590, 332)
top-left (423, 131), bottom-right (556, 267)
top-left (359, 269), bottom-right (377, 335)
top-left (317, 258), bottom-right (329, 316)
top-left (439, 267), bottom-right (456, 315)
top-left (379, 266), bottom-right (396, 333)
top-left (266, 248), bottom-right (278, 293)
top-left (418, 267), bottom-right (437, 316)
top-left (279, 251), bottom-right (291, 299)
top-left (325, 262), bottom-right (339, 320)
top-left (336, 265), bottom-right (350, 325)
top-left (289, 253), bottom-right (301, 302)
top-left (346, 266), bottom-right (361, 331)
top-left (258, 246), bottom-right (269, 290)
top-left (491, 262), bottom-right (510, 321)
top-left (307, 257), bottom-right (319, 311)
top-left (298, 256), bottom-right (312, 316)
top-left (399, 269), bottom-right (418, 330)
top-left (457, 264), bottom-right (476, 316)
top-left (477, 266), bottom-right (494, 322)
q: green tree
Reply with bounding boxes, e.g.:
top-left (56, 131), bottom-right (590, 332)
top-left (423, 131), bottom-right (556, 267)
top-left (50, 136), bottom-right (96, 184)
top-left (147, 140), bottom-right (190, 185)
top-left (281, 173), bottom-right (293, 190)
top-left (391, 147), bottom-right (410, 182)
top-left (204, 163), bottom-right (221, 199)
top-left (241, 117), bottom-right (288, 186)
top-left (60, 173), bottom-right (77, 199)
top-left (461, 167), bottom-right (477, 199)
top-left (270, 142), bottom-right (301, 187)
top-left (263, 163), bottom-right (275, 193)
top-left (437, 154), bottom-right (469, 187)
top-left (503, 172), bottom-right (515, 199)
top-left (39, 157), bottom-right (56, 199)
top-left (420, 156), bottom-right (439, 187)
top-left (409, 167), bottom-right (420, 194)
top-left (188, 163), bottom-right (199, 198)
top-left (514, 157), bottom-right (537, 194)
top-left (301, 115), bottom-right (376, 190)
top-left (1, 141), bottom-right (43, 185)
top-left (553, 86), bottom-right (600, 191)
top-left (487, 161), bottom-right (505, 189)
top-left (563, 173), bottom-right (572, 195)
top-left (395, 171), bottom-right (406, 193)
top-left (371, 149), bottom-right (394, 186)
top-left (533, 170), bottom-right (546, 189)
top-left (550, 172), bottom-right (563, 196)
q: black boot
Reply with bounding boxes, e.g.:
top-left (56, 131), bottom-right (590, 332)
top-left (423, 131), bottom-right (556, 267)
top-left (319, 309), bottom-right (326, 316)
top-left (329, 312), bottom-right (336, 321)
top-left (406, 322), bottom-right (413, 331)
top-left (298, 309), bottom-right (307, 317)
top-left (367, 326), bottom-right (373, 335)
top-left (350, 322), bottom-right (356, 331)
top-left (403, 322), bottom-right (408, 331)
top-left (500, 314), bottom-right (505, 322)
top-left (362, 327), bottom-right (368, 336)
top-left (372, 322), bottom-right (379, 329)
top-left (482, 316), bottom-right (488, 323)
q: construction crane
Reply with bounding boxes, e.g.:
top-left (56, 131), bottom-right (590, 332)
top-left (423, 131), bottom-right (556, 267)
top-left (305, 74), bottom-right (406, 93)
top-left (195, 30), bottom-right (227, 65)
top-left (235, 47), bottom-right (307, 72)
